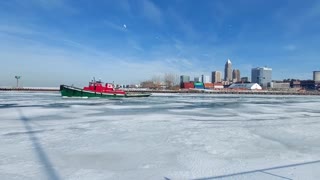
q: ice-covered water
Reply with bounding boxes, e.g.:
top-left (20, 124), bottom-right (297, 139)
top-left (1, 92), bottom-right (320, 180)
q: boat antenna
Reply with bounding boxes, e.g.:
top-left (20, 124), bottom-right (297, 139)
top-left (93, 77), bottom-right (96, 83)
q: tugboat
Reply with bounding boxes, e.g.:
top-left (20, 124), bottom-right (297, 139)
top-left (60, 79), bottom-right (151, 98)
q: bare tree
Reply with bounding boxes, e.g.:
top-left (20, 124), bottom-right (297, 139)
top-left (140, 75), bottom-right (161, 89)
top-left (152, 75), bottom-right (162, 89)
top-left (164, 73), bottom-right (176, 89)
top-left (140, 80), bottom-right (156, 89)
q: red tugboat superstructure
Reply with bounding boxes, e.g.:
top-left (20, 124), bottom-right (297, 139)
top-left (83, 81), bottom-right (126, 95)
top-left (60, 79), bottom-right (151, 98)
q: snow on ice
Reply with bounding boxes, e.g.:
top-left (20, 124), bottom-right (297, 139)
top-left (0, 92), bottom-right (320, 179)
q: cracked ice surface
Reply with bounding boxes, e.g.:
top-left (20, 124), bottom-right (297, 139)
top-left (0, 92), bottom-right (320, 179)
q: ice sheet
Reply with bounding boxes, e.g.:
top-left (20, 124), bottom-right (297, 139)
top-left (0, 92), bottom-right (320, 179)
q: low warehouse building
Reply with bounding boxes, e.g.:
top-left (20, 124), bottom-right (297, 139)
top-left (213, 83), bottom-right (224, 89)
top-left (269, 82), bottom-right (290, 89)
top-left (228, 83), bottom-right (262, 90)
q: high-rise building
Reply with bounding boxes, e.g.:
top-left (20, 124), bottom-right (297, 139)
top-left (212, 71), bottom-right (221, 83)
top-left (251, 67), bottom-right (272, 88)
top-left (194, 77), bottom-right (200, 82)
top-left (180, 75), bottom-right (190, 84)
top-left (201, 75), bottom-right (210, 83)
top-left (313, 71), bottom-right (320, 82)
top-left (241, 77), bottom-right (249, 82)
top-left (224, 59), bottom-right (232, 81)
top-left (232, 69), bottom-right (241, 82)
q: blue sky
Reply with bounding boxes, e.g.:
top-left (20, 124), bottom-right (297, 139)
top-left (0, 0), bottom-right (319, 86)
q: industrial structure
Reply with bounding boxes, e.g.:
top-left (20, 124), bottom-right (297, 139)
top-left (15, 76), bottom-right (21, 88)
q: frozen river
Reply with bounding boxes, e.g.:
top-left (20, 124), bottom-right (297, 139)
top-left (1, 92), bottom-right (320, 179)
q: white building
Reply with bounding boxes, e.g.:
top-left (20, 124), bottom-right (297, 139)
top-left (228, 83), bottom-right (262, 90)
top-left (314, 71), bottom-right (320, 82)
top-left (213, 83), bottom-right (224, 89)
top-left (201, 75), bottom-right (210, 83)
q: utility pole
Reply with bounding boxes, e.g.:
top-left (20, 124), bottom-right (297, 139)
top-left (15, 76), bottom-right (21, 88)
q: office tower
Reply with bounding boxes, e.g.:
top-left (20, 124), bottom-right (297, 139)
top-left (232, 69), bottom-right (241, 82)
top-left (212, 71), bottom-right (222, 83)
top-left (313, 71), bottom-right (320, 82)
top-left (224, 59), bottom-right (232, 81)
top-left (201, 75), bottom-right (210, 83)
top-left (194, 77), bottom-right (200, 82)
top-left (251, 67), bottom-right (272, 88)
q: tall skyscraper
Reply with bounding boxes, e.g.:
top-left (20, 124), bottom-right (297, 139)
top-left (201, 75), bottom-right (210, 83)
top-left (232, 69), bottom-right (241, 82)
top-left (251, 67), bottom-right (272, 88)
top-left (212, 71), bottom-right (222, 83)
top-left (224, 59), bottom-right (232, 81)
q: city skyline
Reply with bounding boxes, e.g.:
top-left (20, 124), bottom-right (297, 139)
top-left (0, 0), bottom-right (320, 87)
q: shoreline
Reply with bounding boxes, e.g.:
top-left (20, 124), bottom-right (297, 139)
top-left (0, 87), bottom-right (59, 92)
top-left (1, 87), bottom-right (320, 96)
top-left (126, 89), bottom-right (320, 96)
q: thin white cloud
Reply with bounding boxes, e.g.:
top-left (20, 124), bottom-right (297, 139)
top-left (30, 0), bottom-right (77, 13)
top-left (141, 0), bottom-right (163, 25)
top-left (273, 1), bottom-right (320, 37)
top-left (167, 8), bottom-right (198, 39)
top-left (208, 1), bottom-right (233, 28)
top-left (0, 28), bottom-right (192, 86)
top-left (127, 39), bottom-right (144, 52)
top-left (0, 24), bottom-right (38, 36)
top-left (3, 0), bottom-right (78, 14)
top-left (116, 0), bottom-right (132, 15)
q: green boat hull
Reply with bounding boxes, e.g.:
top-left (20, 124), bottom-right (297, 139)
top-left (60, 85), bottom-right (151, 98)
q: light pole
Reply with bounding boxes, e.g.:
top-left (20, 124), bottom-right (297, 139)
top-left (15, 76), bottom-right (21, 88)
